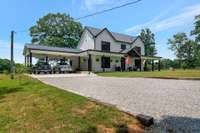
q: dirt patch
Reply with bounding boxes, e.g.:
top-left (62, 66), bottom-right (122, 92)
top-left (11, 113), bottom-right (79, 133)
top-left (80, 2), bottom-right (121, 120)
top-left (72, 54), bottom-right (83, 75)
top-left (128, 124), bottom-right (144, 133)
top-left (73, 101), bottom-right (97, 115)
top-left (97, 125), bottom-right (115, 133)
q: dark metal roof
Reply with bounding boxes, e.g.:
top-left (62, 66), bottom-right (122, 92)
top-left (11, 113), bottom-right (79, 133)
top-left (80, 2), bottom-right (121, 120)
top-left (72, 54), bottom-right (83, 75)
top-left (85, 26), bottom-right (137, 44)
top-left (24, 44), bottom-right (82, 53)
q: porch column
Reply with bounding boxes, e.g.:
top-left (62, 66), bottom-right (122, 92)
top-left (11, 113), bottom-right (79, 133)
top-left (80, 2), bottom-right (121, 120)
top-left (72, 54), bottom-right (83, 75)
top-left (24, 56), bottom-right (27, 66)
top-left (78, 56), bottom-right (81, 70)
top-left (158, 60), bottom-right (161, 71)
top-left (151, 60), bottom-right (154, 71)
top-left (45, 56), bottom-right (48, 64)
top-left (27, 55), bottom-right (29, 67)
top-left (144, 60), bottom-right (147, 71)
top-left (29, 52), bottom-right (32, 67)
top-left (88, 54), bottom-right (92, 72)
top-left (102, 56), bottom-right (105, 72)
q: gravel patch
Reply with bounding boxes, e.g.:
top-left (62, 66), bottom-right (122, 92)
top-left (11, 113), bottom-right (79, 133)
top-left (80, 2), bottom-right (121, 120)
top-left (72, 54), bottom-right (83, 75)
top-left (38, 76), bottom-right (200, 133)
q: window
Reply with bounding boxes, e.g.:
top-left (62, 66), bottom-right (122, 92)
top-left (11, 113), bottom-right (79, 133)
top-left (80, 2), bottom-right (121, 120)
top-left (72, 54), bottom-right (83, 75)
top-left (101, 41), bottom-right (110, 52)
top-left (121, 44), bottom-right (126, 50)
top-left (101, 57), bottom-right (110, 68)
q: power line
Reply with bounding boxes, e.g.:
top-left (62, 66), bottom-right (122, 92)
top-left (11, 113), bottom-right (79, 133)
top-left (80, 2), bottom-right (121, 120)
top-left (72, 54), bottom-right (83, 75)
top-left (75, 0), bottom-right (142, 20)
top-left (16, 30), bottom-right (29, 33)
top-left (14, 0), bottom-right (142, 33)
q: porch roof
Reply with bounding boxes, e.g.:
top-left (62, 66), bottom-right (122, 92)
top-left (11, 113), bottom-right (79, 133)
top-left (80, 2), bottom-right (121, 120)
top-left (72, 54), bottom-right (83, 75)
top-left (23, 44), bottom-right (125, 58)
top-left (141, 56), bottom-right (162, 60)
top-left (23, 44), bottom-right (161, 59)
top-left (24, 44), bottom-right (82, 55)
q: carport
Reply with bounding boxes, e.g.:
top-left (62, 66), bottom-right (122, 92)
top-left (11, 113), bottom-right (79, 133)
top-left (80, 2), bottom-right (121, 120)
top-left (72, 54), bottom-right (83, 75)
top-left (23, 44), bottom-right (88, 71)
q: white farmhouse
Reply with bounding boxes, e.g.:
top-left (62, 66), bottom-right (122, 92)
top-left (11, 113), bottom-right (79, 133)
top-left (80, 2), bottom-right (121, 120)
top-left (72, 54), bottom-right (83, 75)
top-left (24, 26), bottom-right (161, 72)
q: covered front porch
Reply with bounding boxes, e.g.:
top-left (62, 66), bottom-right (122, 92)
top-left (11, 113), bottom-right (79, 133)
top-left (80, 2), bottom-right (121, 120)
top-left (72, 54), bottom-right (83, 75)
top-left (125, 48), bottom-right (162, 72)
top-left (23, 44), bottom-right (89, 73)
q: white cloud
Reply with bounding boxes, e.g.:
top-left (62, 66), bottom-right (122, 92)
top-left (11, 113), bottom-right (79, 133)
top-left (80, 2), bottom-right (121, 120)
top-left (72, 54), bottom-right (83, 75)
top-left (126, 4), bottom-right (200, 33)
top-left (83, 0), bottom-right (108, 10)
top-left (83, 0), bottom-right (125, 11)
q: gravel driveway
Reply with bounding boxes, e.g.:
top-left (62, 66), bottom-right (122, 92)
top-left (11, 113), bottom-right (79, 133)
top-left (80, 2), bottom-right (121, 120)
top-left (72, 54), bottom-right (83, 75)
top-left (38, 76), bottom-right (200, 133)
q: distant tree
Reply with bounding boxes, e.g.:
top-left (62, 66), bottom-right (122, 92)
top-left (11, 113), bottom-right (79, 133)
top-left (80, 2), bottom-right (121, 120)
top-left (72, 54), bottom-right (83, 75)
top-left (193, 43), bottom-right (200, 67)
top-left (191, 15), bottom-right (200, 67)
top-left (140, 28), bottom-right (157, 56)
top-left (30, 13), bottom-right (83, 48)
top-left (182, 40), bottom-right (197, 68)
top-left (168, 33), bottom-right (198, 68)
top-left (168, 32), bottom-right (188, 61)
top-left (191, 15), bottom-right (200, 43)
top-left (160, 59), bottom-right (173, 69)
top-left (140, 28), bottom-right (157, 71)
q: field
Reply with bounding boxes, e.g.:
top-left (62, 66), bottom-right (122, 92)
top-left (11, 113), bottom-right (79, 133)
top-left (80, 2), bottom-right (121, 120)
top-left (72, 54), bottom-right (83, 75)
top-left (0, 75), bottom-right (143, 133)
top-left (97, 70), bottom-right (200, 79)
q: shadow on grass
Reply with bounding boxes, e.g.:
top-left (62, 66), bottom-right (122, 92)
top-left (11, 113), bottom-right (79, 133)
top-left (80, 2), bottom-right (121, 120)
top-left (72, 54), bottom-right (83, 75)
top-left (150, 116), bottom-right (200, 133)
top-left (0, 87), bottom-right (22, 99)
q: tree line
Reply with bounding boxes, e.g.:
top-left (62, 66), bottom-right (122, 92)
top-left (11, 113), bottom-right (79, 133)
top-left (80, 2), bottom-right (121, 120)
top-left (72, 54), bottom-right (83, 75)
top-left (167, 15), bottom-right (200, 69)
top-left (0, 58), bottom-right (27, 74)
top-left (139, 15), bottom-right (200, 70)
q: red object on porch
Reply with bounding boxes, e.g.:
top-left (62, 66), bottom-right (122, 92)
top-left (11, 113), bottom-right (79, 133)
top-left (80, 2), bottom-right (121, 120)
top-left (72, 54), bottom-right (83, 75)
top-left (125, 56), bottom-right (132, 65)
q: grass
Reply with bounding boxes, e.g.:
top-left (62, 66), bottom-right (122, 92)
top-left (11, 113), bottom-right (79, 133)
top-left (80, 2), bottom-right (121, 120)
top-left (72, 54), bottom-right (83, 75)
top-left (0, 75), bottom-right (143, 133)
top-left (96, 69), bottom-right (200, 79)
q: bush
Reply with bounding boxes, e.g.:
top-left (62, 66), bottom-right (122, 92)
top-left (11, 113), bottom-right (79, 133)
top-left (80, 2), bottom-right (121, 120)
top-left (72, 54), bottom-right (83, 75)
top-left (0, 59), bottom-right (10, 73)
top-left (0, 58), bottom-right (28, 74)
top-left (15, 63), bottom-right (28, 74)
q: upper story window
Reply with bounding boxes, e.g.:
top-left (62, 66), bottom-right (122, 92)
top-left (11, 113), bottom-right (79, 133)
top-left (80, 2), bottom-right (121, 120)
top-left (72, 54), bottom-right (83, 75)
top-left (121, 44), bottom-right (126, 50)
top-left (101, 41), bottom-right (110, 52)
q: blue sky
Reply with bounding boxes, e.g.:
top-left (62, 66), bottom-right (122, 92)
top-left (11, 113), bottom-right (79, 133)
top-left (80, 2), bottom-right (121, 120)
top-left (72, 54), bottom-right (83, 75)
top-left (0, 0), bottom-right (200, 63)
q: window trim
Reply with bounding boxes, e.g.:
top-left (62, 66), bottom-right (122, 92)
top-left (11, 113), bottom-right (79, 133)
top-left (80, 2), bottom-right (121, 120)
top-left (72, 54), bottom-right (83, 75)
top-left (101, 41), bottom-right (110, 52)
top-left (121, 44), bottom-right (126, 50)
top-left (101, 56), bottom-right (110, 68)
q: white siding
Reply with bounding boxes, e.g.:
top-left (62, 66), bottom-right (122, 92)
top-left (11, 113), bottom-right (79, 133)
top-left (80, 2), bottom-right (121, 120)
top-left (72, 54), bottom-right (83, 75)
top-left (80, 57), bottom-right (88, 71)
top-left (95, 30), bottom-right (131, 52)
top-left (69, 57), bottom-right (79, 71)
top-left (78, 30), bottom-right (94, 50)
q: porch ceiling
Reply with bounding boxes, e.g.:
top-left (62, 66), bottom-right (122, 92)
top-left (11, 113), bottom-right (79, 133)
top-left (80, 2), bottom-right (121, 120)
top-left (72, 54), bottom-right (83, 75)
top-left (88, 50), bottom-right (124, 57)
top-left (30, 50), bottom-right (85, 58)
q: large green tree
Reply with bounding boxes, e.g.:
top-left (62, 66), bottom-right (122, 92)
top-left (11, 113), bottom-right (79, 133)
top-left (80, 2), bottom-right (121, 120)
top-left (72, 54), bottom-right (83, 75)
top-left (168, 33), bottom-right (188, 60)
top-left (191, 15), bottom-right (200, 66)
top-left (140, 28), bottom-right (157, 56)
top-left (191, 15), bottom-right (200, 43)
top-left (168, 33), bottom-right (197, 68)
top-left (30, 13), bottom-right (83, 48)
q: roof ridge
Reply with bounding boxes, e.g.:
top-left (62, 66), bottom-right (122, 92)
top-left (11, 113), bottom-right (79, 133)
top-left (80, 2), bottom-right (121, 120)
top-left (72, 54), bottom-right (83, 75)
top-left (85, 26), bottom-right (137, 38)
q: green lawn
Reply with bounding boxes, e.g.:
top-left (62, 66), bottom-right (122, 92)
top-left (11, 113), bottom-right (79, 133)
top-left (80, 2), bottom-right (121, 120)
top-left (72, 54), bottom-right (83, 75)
top-left (0, 75), bottom-right (143, 133)
top-left (97, 70), bottom-right (200, 79)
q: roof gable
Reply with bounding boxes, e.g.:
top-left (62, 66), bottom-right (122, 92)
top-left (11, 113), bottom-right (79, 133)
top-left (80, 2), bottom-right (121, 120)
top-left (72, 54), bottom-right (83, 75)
top-left (85, 26), bottom-right (137, 44)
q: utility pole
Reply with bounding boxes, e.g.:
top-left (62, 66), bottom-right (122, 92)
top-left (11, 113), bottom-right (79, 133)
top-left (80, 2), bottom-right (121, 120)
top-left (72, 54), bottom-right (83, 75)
top-left (10, 31), bottom-right (15, 79)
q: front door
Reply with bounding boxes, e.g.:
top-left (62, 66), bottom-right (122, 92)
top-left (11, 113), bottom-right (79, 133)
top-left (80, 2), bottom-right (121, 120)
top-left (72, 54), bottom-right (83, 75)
top-left (121, 57), bottom-right (125, 71)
